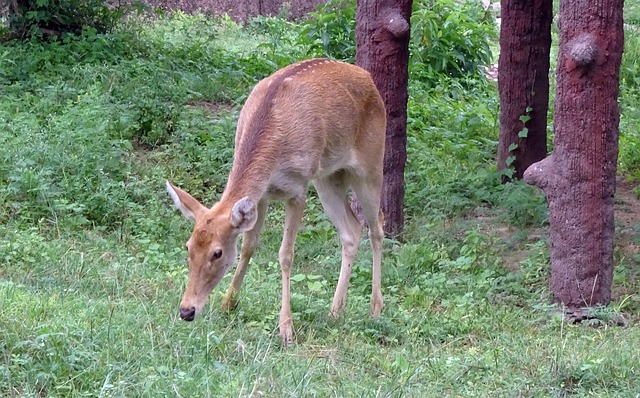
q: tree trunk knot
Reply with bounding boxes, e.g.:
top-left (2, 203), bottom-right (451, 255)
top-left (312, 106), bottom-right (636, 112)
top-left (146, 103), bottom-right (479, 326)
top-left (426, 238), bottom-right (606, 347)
top-left (382, 10), bottom-right (409, 39)
top-left (524, 156), bottom-right (553, 191)
top-left (567, 33), bottom-right (598, 67)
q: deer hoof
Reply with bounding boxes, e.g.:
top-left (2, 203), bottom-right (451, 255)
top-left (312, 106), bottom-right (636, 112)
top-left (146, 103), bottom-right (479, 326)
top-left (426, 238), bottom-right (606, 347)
top-left (329, 306), bottom-right (344, 320)
top-left (370, 293), bottom-right (383, 317)
top-left (220, 296), bottom-right (239, 312)
top-left (279, 322), bottom-right (294, 346)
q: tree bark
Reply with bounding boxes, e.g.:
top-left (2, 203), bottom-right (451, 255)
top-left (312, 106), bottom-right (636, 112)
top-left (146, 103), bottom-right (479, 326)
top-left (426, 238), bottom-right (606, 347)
top-left (355, 0), bottom-right (412, 238)
top-left (524, 0), bottom-right (624, 312)
top-left (497, 0), bottom-right (552, 181)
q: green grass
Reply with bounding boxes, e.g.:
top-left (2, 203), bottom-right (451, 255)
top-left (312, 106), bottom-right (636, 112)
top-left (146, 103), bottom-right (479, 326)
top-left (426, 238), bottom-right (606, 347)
top-left (2, 227), bottom-right (639, 396)
top-left (2, 4), bottom-right (640, 397)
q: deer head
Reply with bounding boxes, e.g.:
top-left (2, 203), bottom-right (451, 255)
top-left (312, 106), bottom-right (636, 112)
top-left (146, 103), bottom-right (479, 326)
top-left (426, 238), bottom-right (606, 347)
top-left (165, 180), bottom-right (257, 321)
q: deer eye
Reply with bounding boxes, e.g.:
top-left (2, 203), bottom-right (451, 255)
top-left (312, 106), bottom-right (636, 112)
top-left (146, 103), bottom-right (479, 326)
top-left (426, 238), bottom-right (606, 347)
top-left (212, 249), bottom-right (223, 261)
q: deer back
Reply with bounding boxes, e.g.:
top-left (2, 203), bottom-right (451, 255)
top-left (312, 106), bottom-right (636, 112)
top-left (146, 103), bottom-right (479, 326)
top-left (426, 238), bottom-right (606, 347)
top-left (222, 59), bottom-right (386, 205)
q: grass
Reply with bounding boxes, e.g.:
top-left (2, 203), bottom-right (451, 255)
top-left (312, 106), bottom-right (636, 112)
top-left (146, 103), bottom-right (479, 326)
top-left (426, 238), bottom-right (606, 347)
top-left (2, 3), bottom-right (640, 396)
top-left (2, 229), bottom-right (638, 397)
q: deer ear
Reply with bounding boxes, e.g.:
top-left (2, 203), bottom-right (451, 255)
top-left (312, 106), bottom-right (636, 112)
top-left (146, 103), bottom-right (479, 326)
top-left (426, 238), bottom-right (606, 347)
top-left (230, 197), bottom-right (257, 231)
top-left (166, 180), bottom-right (206, 221)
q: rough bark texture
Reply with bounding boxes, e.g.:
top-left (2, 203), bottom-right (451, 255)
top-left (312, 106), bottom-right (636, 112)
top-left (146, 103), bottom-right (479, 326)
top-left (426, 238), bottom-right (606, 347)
top-left (524, 0), bottom-right (624, 311)
top-left (497, 0), bottom-right (552, 180)
top-left (355, 0), bottom-right (412, 237)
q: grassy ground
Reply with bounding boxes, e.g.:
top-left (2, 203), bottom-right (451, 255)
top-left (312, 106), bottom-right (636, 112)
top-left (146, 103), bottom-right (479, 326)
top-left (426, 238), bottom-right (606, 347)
top-left (2, 3), bottom-right (640, 397)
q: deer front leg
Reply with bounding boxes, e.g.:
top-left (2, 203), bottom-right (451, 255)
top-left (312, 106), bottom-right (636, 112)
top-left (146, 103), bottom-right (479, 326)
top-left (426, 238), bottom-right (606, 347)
top-left (278, 196), bottom-right (306, 345)
top-left (221, 200), bottom-right (268, 311)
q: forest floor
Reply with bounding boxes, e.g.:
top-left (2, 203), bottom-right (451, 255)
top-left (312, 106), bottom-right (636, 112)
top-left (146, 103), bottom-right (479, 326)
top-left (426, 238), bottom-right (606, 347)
top-left (472, 177), bottom-right (640, 308)
top-left (613, 179), bottom-right (640, 300)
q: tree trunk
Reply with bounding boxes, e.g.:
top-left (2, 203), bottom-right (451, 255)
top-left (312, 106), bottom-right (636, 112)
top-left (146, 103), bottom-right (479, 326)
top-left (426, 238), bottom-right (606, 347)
top-left (355, 0), bottom-right (412, 238)
top-left (524, 0), bottom-right (624, 313)
top-left (497, 0), bottom-right (552, 181)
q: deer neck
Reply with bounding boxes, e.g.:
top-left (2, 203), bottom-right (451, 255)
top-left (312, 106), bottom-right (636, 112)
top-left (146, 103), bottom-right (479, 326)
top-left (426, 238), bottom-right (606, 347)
top-left (220, 136), bottom-right (278, 206)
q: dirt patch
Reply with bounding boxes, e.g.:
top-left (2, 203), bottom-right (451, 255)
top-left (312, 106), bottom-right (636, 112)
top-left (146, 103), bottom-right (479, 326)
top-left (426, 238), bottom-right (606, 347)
top-left (612, 178), bottom-right (640, 300)
top-left (187, 100), bottom-right (234, 115)
top-left (615, 178), bottom-right (640, 255)
top-left (464, 206), bottom-right (546, 271)
top-left (474, 178), bottom-right (640, 276)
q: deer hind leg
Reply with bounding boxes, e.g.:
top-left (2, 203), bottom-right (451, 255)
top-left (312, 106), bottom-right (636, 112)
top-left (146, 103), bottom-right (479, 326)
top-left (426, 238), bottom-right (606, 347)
top-left (352, 174), bottom-right (384, 317)
top-left (278, 195), bottom-right (306, 345)
top-left (221, 199), bottom-right (269, 312)
top-left (314, 173), bottom-right (362, 318)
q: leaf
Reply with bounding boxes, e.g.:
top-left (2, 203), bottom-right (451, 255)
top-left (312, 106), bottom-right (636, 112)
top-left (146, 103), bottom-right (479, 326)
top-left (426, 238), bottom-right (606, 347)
top-left (518, 127), bottom-right (529, 138)
top-left (307, 281), bottom-right (324, 292)
top-left (519, 114), bottom-right (531, 123)
top-left (321, 30), bottom-right (330, 51)
top-left (506, 156), bottom-right (516, 166)
top-left (508, 143), bottom-right (518, 152)
top-left (500, 166), bottom-right (514, 178)
top-left (291, 274), bottom-right (306, 282)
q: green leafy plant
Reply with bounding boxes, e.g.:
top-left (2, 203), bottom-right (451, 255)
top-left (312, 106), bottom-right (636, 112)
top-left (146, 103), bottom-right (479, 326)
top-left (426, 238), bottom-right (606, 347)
top-left (410, 0), bottom-right (496, 83)
top-left (500, 106), bottom-right (533, 179)
top-left (297, 0), bottom-right (356, 62)
top-left (4, 0), bottom-right (143, 39)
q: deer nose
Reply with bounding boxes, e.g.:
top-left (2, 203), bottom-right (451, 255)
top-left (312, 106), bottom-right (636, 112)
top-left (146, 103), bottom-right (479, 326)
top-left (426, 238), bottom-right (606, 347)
top-left (179, 306), bottom-right (196, 321)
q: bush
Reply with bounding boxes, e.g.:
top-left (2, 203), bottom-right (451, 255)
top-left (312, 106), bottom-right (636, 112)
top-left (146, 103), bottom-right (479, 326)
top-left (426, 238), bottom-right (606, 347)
top-left (5, 0), bottom-right (140, 39)
top-left (410, 0), bottom-right (496, 83)
top-left (294, 0), bottom-right (496, 85)
top-left (0, 15), bottom-right (265, 232)
top-left (618, 25), bottom-right (640, 180)
top-left (297, 0), bottom-right (356, 62)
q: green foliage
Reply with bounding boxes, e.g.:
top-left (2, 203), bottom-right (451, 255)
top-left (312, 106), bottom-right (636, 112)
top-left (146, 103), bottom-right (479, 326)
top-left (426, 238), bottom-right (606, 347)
top-left (410, 0), bottom-right (496, 83)
top-left (405, 76), bottom-right (500, 218)
top-left (294, 0), bottom-right (497, 80)
top-left (619, 20), bottom-right (640, 180)
top-left (248, 15), bottom-right (305, 67)
top-left (620, 24), bottom-right (640, 92)
top-left (4, 0), bottom-right (141, 39)
top-left (625, 1), bottom-right (640, 25)
top-left (0, 17), bottom-right (276, 232)
top-left (297, 0), bottom-right (356, 62)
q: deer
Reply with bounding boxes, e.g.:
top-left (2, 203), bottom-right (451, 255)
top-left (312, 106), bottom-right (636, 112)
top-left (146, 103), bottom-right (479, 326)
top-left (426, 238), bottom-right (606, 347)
top-left (166, 58), bottom-right (386, 344)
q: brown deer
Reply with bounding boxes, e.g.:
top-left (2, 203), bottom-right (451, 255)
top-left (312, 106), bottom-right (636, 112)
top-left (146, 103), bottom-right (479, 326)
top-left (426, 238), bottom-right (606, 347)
top-left (166, 58), bottom-right (386, 344)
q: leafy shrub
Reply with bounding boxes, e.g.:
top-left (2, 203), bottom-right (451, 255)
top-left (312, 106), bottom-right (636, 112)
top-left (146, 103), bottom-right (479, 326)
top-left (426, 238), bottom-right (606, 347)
top-left (4, 0), bottom-right (141, 39)
top-left (410, 0), bottom-right (496, 82)
top-left (297, 0), bottom-right (356, 62)
top-left (618, 26), bottom-right (640, 179)
top-left (249, 14), bottom-right (296, 39)
top-left (490, 180), bottom-right (548, 227)
top-left (0, 15), bottom-right (268, 232)
top-left (295, 0), bottom-right (496, 82)
top-left (405, 76), bottom-right (499, 218)
top-left (620, 25), bottom-right (640, 90)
